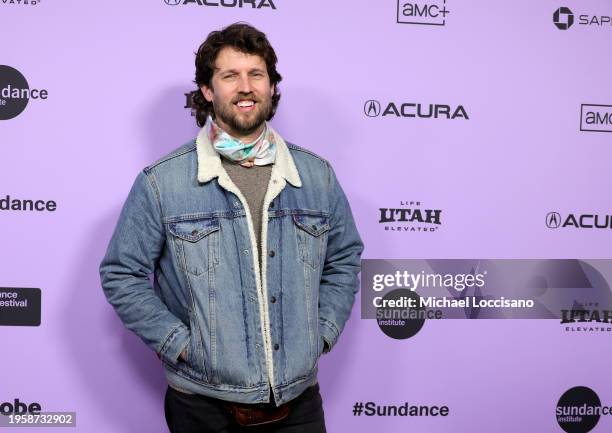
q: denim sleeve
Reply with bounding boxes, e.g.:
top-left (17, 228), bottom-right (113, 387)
top-left (99, 170), bottom-right (189, 365)
top-left (318, 162), bottom-right (364, 352)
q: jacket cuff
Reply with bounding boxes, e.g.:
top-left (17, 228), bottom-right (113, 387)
top-left (158, 324), bottom-right (190, 365)
top-left (319, 317), bottom-right (340, 353)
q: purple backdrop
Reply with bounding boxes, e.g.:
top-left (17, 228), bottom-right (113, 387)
top-left (2, 0), bottom-right (611, 432)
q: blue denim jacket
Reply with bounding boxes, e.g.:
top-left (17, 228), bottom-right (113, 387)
top-left (99, 127), bottom-right (364, 405)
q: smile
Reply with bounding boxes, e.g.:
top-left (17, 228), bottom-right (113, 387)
top-left (234, 99), bottom-right (257, 112)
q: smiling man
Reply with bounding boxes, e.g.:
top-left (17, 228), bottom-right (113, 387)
top-left (100, 23), bottom-right (364, 433)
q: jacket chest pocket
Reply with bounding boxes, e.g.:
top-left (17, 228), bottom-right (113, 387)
top-left (168, 218), bottom-right (220, 277)
top-left (293, 213), bottom-right (330, 269)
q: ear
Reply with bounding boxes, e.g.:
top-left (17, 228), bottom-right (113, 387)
top-left (270, 83), bottom-right (275, 97)
top-left (200, 85), bottom-right (214, 103)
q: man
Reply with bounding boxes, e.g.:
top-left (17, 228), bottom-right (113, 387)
top-left (99, 22), bottom-right (363, 433)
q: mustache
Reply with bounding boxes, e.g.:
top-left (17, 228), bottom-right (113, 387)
top-left (232, 93), bottom-right (260, 103)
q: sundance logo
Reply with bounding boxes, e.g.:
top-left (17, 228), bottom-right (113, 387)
top-left (164, 0), bottom-right (276, 8)
top-left (364, 100), bottom-right (468, 120)
top-left (580, 104), bottom-right (612, 133)
top-left (397, 0), bottom-right (449, 26)
top-left (546, 212), bottom-right (612, 229)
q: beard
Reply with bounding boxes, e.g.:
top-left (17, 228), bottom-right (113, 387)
top-left (213, 92), bottom-right (273, 137)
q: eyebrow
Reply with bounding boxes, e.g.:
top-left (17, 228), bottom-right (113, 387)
top-left (215, 67), bottom-right (266, 75)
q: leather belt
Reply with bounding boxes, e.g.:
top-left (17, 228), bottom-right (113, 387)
top-left (223, 383), bottom-right (319, 427)
top-left (224, 402), bottom-right (290, 427)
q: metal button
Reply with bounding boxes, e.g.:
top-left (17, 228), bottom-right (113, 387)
top-left (311, 225), bottom-right (317, 230)
top-left (270, 296), bottom-right (276, 303)
top-left (269, 250), bottom-right (275, 258)
top-left (274, 344), bottom-right (279, 350)
top-left (191, 230), bottom-right (199, 236)
top-left (243, 249), bottom-right (249, 255)
top-left (270, 202), bottom-right (275, 208)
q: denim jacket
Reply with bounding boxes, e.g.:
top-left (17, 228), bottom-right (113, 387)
top-left (99, 126), bottom-right (364, 405)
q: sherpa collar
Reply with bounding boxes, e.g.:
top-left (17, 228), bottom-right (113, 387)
top-left (196, 122), bottom-right (302, 188)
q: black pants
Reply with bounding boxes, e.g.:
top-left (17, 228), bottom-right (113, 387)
top-left (164, 384), bottom-right (327, 433)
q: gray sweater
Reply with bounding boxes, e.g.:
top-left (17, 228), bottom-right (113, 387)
top-left (221, 157), bottom-right (273, 265)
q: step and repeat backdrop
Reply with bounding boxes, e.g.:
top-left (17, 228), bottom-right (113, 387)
top-left (2, 0), bottom-right (611, 432)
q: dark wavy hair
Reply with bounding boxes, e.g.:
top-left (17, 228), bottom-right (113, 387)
top-left (190, 22), bottom-right (282, 127)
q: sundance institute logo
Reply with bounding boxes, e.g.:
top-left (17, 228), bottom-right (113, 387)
top-left (556, 386), bottom-right (612, 433)
top-left (0, 65), bottom-right (48, 120)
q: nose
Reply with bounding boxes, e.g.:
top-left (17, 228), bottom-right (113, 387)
top-left (237, 73), bottom-right (253, 94)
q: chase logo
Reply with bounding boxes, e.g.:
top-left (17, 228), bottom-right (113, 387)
top-left (364, 100), bottom-right (381, 117)
top-left (553, 7), bottom-right (574, 30)
top-left (397, 0), bottom-right (449, 26)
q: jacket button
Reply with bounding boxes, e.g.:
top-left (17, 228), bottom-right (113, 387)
top-left (270, 202), bottom-right (275, 208)
top-left (270, 296), bottom-right (276, 303)
top-left (274, 344), bottom-right (279, 350)
top-left (191, 230), bottom-right (199, 236)
top-left (311, 225), bottom-right (317, 230)
top-left (269, 250), bottom-right (275, 257)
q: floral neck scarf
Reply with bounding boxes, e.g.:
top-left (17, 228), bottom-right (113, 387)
top-left (206, 116), bottom-right (277, 168)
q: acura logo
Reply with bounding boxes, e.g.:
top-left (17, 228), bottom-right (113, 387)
top-left (364, 100), bottom-right (381, 117)
top-left (546, 212), bottom-right (562, 229)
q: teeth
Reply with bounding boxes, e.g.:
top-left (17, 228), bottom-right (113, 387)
top-left (237, 100), bottom-right (255, 107)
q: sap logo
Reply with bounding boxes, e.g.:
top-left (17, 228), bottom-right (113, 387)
top-left (553, 7), bottom-right (612, 30)
top-left (578, 14), bottom-right (612, 26)
top-left (364, 100), bottom-right (468, 120)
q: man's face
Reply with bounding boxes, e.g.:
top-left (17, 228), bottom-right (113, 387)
top-left (201, 46), bottom-right (274, 140)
